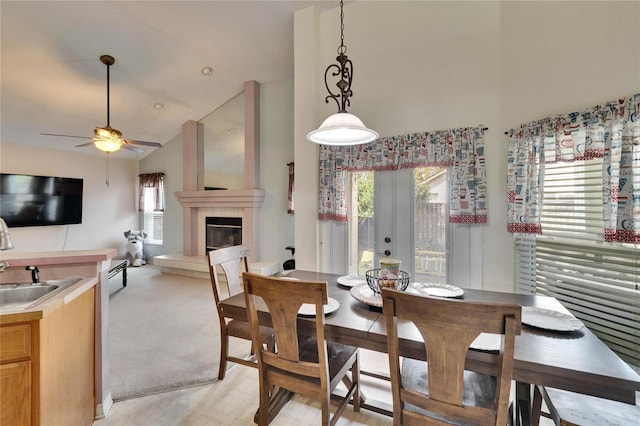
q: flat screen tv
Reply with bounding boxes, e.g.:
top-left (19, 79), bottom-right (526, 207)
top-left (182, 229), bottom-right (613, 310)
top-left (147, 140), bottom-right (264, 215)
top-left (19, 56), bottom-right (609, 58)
top-left (0, 173), bottom-right (83, 227)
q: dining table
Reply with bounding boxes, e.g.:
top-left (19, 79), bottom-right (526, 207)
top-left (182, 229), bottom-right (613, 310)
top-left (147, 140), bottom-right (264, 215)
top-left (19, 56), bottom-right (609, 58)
top-left (220, 269), bottom-right (640, 425)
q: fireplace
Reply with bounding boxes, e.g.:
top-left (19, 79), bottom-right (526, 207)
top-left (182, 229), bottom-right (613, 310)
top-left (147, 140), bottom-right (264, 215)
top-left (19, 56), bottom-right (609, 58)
top-left (206, 217), bottom-right (242, 252)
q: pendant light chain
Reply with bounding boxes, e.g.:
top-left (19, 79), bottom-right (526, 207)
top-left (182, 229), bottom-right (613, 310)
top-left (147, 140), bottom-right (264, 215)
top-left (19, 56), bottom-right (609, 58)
top-left (339, 0), bottom-right (346, 54)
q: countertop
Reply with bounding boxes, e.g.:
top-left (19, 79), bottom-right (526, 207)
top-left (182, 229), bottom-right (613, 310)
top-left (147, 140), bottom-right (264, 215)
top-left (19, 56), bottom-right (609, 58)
top-left (0, 275), bottom-right (99, 324)
top-left (0, 248), bottom-right (117, 266)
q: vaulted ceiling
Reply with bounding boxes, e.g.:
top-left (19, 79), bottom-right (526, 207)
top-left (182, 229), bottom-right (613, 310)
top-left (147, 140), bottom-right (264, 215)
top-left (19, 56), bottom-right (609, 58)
top-left (0, 1), bottom-right (334, 159)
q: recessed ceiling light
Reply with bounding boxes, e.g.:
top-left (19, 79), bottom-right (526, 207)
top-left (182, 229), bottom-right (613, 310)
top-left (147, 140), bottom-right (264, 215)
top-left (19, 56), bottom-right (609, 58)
top-left (201, 66), bottom-right (214, 76)
top-left (153, 103), bottom-right (164, 110)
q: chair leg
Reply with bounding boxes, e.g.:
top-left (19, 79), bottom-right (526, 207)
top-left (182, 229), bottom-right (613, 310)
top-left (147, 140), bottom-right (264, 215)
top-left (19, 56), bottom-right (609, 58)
top-left (257, 374), bottom-right (271, 426)
top-left (352, 354), bottom-right (361, 412)
top-left (322, 394), bottom-right (331, 426)
top-left (531, 385), bottom-right (543, 425)
top-left (218, 330), bottom-right (229, 380)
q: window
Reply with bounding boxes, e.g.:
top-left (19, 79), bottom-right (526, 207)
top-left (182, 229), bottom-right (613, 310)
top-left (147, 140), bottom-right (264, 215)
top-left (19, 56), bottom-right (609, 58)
top-left (139, 173), bottom-right (165, 246)
top-left (516, 158), bottom-right (640, 367)
top-left (143, 187), bottom-right (163, 245)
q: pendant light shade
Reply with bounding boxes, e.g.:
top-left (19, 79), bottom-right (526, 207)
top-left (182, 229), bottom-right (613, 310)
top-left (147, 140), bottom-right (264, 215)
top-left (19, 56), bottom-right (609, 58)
top-left (307, 0), bottom-right (377, 146)
top-left (307, 112), bottom-right (378, 145)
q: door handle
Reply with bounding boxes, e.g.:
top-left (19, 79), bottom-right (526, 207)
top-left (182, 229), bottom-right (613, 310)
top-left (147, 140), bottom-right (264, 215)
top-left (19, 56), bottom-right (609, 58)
top-left (378, 250), bottom-right (391, 257)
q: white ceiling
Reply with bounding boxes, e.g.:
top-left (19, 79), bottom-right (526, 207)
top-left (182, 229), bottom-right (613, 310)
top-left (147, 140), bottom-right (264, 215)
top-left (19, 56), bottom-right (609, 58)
top-left (0, 0), bottom-right (334, 159)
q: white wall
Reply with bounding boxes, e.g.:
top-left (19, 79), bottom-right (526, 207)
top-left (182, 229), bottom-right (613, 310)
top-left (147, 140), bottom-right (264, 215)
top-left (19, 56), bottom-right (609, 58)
top-left (260, 79), bottom-right (295, 266)
top-left (139, 131), bottom-right (184, 260)
top-left (0, 142), bottom-right (139, 256)
top-left (294, 1), bottom-right (639, 292)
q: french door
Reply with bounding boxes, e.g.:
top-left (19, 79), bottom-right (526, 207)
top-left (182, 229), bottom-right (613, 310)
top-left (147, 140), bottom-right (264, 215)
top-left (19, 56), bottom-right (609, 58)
top-left (348, 167), bottom-right (448, 284)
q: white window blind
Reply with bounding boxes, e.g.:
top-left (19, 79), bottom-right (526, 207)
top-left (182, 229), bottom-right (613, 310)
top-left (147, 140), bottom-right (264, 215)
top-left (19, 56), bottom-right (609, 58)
top-left (515, 158), bottom-right (640, 367)
top-left (143, 187), bottom-right (163, 245)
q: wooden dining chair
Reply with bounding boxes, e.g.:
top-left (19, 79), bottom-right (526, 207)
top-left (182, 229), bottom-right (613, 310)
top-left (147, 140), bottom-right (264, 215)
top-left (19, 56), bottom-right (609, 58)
top-left (381, 287), bottom-right (522, 426)
top-left (207, 245), bottom-right (275, 380)
top-left (242, 272), bottom-right (361, 425)
top-left (532, 385), bottom-right (640, 426)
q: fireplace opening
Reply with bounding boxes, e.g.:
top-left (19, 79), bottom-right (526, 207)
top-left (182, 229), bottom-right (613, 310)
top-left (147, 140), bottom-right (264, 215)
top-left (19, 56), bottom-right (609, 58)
top-left (206, 217), bottom-right (242, 252)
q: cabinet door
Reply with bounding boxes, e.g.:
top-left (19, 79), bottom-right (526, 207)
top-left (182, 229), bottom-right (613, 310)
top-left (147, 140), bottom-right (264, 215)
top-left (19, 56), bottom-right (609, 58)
top-left (1, 361), bottom-right (31, 426)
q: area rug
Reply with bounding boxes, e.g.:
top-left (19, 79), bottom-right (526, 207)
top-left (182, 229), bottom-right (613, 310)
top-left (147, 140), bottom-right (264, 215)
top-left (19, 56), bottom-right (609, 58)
top-left (108, 265), bottom-right (247, 401)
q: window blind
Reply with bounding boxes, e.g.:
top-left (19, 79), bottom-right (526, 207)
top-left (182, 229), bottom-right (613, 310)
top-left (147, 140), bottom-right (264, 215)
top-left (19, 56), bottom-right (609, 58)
top-left (515, 158), bottom-right (640, 367)
top-left (143, 211), bottom-right (163, 245)
top-left (142, 186), bottom-right (164, 245)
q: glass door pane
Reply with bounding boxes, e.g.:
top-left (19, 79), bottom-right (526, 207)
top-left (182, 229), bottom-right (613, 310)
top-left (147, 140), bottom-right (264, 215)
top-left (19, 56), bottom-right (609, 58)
top-left (349, 167), bottom-right (448, 283)
top-left (414, 167), bottom-right (447, 283)
top-left (349, 171), bottom-right (375, 276)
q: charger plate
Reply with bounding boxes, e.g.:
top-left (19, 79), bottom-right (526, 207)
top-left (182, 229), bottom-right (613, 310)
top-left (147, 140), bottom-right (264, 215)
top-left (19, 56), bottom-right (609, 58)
top-left (350, 284), bottom-right (382, 307)
top-left (298, 297), bottom-right (340, 316)
top-left (337, 275), bottom-right (366, 288)
top-left (522, 306), bottom-right (584, 332)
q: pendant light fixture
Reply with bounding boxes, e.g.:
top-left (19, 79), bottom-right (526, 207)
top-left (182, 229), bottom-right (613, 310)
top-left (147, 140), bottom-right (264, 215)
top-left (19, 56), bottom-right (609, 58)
top-left (307, 0), bottom-right (378, 146)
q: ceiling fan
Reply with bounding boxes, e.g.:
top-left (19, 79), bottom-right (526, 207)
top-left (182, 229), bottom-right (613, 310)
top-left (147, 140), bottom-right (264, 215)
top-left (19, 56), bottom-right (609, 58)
top-left (41, 55), bottom-right (162, 154)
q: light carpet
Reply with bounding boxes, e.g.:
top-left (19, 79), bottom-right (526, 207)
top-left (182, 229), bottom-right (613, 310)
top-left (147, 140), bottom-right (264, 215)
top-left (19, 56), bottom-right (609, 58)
top-left (108, 265), bottom-right (247, 401)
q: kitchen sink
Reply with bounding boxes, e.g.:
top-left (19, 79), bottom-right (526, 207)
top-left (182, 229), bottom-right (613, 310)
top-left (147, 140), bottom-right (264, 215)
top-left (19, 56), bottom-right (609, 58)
top-left (0, 278), bottom-right (82, 310)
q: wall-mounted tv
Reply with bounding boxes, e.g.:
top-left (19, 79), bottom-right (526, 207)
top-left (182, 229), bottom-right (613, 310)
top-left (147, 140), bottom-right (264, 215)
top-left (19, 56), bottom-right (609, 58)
top-left (0, 173), bottom-right (83, 227)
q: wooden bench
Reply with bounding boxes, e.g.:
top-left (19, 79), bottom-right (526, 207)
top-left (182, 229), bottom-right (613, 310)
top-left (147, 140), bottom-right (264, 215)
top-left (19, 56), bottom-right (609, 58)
top-left (108, 259), bottom-right (128, 287)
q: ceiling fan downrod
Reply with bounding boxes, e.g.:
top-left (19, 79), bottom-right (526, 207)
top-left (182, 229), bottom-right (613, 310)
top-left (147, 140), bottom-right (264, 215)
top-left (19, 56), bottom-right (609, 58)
top-left (100, 55), bottom-right (115, 127)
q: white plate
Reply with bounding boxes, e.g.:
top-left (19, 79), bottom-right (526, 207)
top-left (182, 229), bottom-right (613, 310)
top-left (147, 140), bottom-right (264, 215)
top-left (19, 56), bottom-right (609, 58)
top-left (350, 284), bottom-right (382, 307)
top-left (413, 283), bottom-right (464, 298)
top-left (470, 333), bottom-right (501, 352)
top-left (522, 306), bottom-right (584, 332)
top-left (298, 297), bottom-right (340, 316)
top-left (337, 275), bottom-right (366, 288)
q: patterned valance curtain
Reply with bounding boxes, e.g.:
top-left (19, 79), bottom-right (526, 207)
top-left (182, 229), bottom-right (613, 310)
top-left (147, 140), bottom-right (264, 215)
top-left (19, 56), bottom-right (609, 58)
top-left (138, 172), bottom-right (165, 212)
top-left (506, 93), bottom-right (640, 243)
top-left (319, 126), bottom-right (487, 224)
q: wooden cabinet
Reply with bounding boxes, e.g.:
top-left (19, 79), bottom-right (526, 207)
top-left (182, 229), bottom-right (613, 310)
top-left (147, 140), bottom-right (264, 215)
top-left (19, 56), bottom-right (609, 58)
top-left (1, 323), bottom-right (33, 426)
top-left (1, 286), bottom-right (95, 426)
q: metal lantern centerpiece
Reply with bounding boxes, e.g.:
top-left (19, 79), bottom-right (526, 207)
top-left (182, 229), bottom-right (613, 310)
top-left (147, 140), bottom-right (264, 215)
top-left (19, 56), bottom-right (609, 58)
top-left (306, 0), bottom-right (378, 146)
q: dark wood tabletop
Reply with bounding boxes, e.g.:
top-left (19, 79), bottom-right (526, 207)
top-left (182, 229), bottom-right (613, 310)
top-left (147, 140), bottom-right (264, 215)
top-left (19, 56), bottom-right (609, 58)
top-left (220, 269), bottom-right (640, 410)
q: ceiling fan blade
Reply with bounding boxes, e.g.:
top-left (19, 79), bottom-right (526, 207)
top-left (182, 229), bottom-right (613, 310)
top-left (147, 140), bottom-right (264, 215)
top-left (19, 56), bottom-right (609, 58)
top-left (41, 132), bottom-right (92, 140)
top-left (75, 142), bottom-right (95, 148)
top-left (125, 139), bottom-right (162, 148)
top-left (122, 144), bottom-right (145, 154)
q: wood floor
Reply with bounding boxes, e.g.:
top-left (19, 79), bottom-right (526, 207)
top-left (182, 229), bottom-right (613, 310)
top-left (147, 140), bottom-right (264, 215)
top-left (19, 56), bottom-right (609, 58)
top-left (93, 349), bottom-right (393, 425)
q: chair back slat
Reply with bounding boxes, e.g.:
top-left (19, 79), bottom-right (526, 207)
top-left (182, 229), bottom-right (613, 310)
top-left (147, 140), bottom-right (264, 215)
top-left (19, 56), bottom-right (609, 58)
top-left (382, 287), bottom-right (521, 426)
top-left (208, 245), bottom-right (250, 302)
top-left (243, 272), bottom-right (328, 377)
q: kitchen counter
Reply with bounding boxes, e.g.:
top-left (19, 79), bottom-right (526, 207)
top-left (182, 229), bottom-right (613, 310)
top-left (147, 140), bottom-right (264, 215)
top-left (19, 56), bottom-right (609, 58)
top-left (0, 248), bottom-right (117, 419)
top-left (0, 275), bottom-right (98, 324)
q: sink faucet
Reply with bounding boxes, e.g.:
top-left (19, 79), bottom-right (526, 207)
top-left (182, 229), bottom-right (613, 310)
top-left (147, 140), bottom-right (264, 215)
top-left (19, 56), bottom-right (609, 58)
top-left (25, 266), bottom-right (40, 284)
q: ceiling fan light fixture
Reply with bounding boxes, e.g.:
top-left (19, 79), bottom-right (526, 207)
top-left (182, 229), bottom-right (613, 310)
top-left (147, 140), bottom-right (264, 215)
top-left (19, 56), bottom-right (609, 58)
top-left (93, 138), bottom-right (123, 153)
top-left (93, 126), bottom-right (124, 152)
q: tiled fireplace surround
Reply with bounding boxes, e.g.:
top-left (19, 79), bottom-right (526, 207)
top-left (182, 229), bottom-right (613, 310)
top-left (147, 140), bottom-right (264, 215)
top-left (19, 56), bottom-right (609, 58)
top-left (154, 81), bottom-right (271, 279)
top-left (154, 202), bottom-right (262, 280)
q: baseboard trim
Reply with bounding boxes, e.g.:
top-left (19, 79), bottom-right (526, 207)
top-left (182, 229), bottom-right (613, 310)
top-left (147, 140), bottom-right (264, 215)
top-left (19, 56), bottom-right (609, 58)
top-left (95, 392), bottom-right (113, 419)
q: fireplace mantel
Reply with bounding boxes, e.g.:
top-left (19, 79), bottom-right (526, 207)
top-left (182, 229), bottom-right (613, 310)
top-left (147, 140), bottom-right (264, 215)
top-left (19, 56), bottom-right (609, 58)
top-left (175, 189), bottom-right (265, 208)
top-left (176, 189), bottom-right (265, 258)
